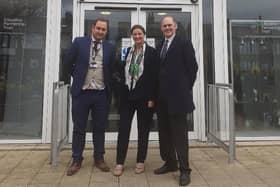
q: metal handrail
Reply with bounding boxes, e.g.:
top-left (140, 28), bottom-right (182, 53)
top-left (50, 81), bottom-right (70, 167)
top-left (207, 83), bottom-right (236, 163)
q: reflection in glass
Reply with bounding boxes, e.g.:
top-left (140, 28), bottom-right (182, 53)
top-left (203, 0), bottom-right (215, 84)
top-left (60, 0), bottom-right (73, 84)
top-left (146, 11), bottom-right (191, 45)
top-left (0, 0), bottom-right (47, 139)
top-left (230, 21), bottom-right (280, 136)
top-left (228, 0), bottom-right (280, 20)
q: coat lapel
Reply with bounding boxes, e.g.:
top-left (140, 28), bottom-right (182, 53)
top-left (144, 45), bottom-right (150, 65)
top-left (159, 39), bottom-right (165, 53)
top-left (85, 36), bottom-right (91, 64)
top-left (102, 41), bottom-right (108, 65)
top-left (159, 35), bottom-right (178, 62)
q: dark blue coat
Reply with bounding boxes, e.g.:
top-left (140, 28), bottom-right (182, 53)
top-left (65, 36), bottom-right (116, 97)
top-left (157, 35), bottom-right (198, 114)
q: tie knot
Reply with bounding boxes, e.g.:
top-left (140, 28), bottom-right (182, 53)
top-left (94, 41), bottom-right (100, 47)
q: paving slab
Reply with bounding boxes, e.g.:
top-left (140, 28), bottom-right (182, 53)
top-left (0, 144), bottom-right (279, 187)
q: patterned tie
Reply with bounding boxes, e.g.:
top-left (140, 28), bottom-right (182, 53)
top-left (93, 41), bottom-right (100, 52)
top-left (92, 41), bottom-right (100, 60)
top-left (160, 40), bottom-right (168, 61)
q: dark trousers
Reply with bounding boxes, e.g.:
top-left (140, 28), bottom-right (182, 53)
top-left (71, 89), bottom-right (108, 162)
top-left (116, 98), bottom-right (153, 165)
top-left (157, 97), bottom-right (190, 172)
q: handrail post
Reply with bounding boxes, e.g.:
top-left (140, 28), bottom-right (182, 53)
top-left (51, 82), bottom-right (59, 168)
top-left (229, 88), bottom-right (236, 163)
top-left (50, 81), bottom-right (69, 168)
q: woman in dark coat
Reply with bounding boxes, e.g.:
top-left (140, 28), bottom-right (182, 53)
top-left (113, 25), bottom-right (158, 176)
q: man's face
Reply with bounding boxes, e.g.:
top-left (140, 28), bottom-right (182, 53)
top-left (92, 21), bottom-right (108, 41)
top-left (161, 17), bottom-right (177, 39)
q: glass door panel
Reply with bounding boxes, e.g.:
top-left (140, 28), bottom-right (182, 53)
top-left (143, 10), bottom-right (195, 140)
top-left (76, 4), bottom-right (136, 141)
top-left (84, 9), bottom-right (131, 135)
top-left (145, 11), bottom-right (192, 43)
top-left (0, 0), bottom-right (47, 139)
top-left (230, 20), bottom-right (280, 137)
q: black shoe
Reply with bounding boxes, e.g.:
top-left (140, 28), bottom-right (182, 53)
top-left (179, 172), bottom-right (191, 186)
top-left (154, 163), bottom-right (178, 175)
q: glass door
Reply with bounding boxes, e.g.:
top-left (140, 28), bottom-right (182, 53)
top-left (72, 3), bottom-right (200, 141)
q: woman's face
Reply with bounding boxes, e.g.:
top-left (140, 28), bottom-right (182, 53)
top-left (132, 28), bottom-right (145, 46)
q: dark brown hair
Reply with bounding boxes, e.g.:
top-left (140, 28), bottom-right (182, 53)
top-left (130, 24), bottom-right (146, 35)
top-left (92, 18), bottom-right (109, 28)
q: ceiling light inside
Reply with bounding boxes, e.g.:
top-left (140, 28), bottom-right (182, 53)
top-left (101, 11), bottom-right (111, 15)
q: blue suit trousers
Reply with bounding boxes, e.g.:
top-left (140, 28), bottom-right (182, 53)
top-left (71, 89), bottom-right (108, 161)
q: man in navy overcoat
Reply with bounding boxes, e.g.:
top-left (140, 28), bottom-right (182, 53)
top-left (154, 16), bottom-right (198, 186)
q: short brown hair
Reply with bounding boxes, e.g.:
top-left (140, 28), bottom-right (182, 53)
top-left (130, 24), bottom-right (146, 35)
top-left (92, 18), bottom-right (109, 28)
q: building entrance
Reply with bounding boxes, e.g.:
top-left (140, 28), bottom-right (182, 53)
top-left (70, 1), bottom-right (203, 142)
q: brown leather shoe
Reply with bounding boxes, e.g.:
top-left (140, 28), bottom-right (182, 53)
top-left (66, 160), bottom-right (82, 176)
top-left (94, 160), bottom-right (110, 172)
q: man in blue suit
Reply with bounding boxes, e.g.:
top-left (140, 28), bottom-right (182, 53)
top-left (154, 16), bottom-right (198, 186)
top-left (65, 18), bottom-right (116, 176)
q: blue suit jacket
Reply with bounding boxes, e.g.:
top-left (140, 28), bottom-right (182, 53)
top-left (65, 36), bottom-right (116, 97)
